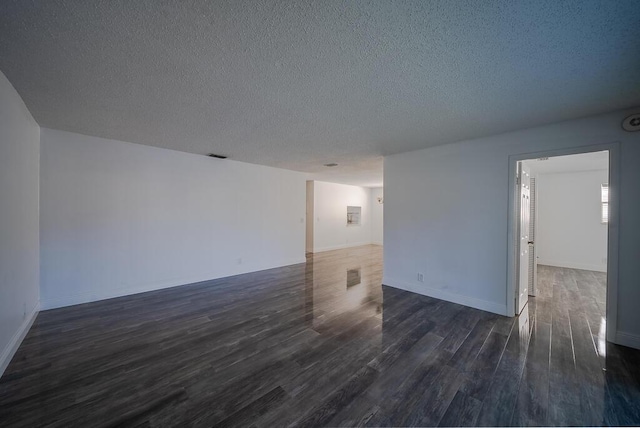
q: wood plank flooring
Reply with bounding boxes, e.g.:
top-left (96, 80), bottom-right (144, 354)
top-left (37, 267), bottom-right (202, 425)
top-left (1, 246), bottom-right (639, 426)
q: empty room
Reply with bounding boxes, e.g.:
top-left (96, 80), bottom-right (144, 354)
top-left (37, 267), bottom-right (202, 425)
top-left (1, 1), bottom-right (640, 427)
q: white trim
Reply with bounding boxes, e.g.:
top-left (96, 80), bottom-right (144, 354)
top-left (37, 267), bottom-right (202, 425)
top-left (42, 277), bottom-right (215, 310)
top-left (41, 257), bottom-right (306, 310)
top-left (383, 276), bottom-right (507, 316)
top-left (506, 142), bottom-right (620, 344)
top-left (614, 331), bottom-right (640, 350)
top-left (0, 303), bottom-right (39, 378)
top-left (312, 241), bottom-right (375, 253)
top-left (537, 260), bottom-right (606, 273)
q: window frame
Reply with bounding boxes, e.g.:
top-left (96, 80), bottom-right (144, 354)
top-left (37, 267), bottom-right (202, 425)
top-left (601, 183), bottom-right (609, 224)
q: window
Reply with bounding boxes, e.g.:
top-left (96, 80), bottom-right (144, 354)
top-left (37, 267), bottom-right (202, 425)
top-left (601, 183), bottom-right (609, 224)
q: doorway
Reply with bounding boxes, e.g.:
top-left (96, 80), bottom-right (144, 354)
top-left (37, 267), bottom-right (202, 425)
top-left (507, 144), bottom-right (619, 343)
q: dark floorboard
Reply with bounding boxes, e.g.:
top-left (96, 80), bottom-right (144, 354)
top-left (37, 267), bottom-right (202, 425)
top-left (1, 248), bottom-right (639, 427)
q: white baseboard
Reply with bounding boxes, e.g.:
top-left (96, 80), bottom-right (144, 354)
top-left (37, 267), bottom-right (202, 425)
top-left (41, 256), bottom-right (307, 310)
top-left (41, 276), bottom-right (218, 310)
top-left (313, 241), bottom-right (379, 253)
top-left (537, 259), bottom-right (606, 273)
top-left (614, 331), bottom-right (640, 350)
top-left (383, 276), bottom-right (508, 316)
top-left (0, 303), bottom-right (39, 378)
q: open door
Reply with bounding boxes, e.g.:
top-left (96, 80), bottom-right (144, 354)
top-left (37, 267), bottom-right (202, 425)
top-left (516, 162), bottom-right (531, 314)
top-left (528, 175), bottom-right (537, 297)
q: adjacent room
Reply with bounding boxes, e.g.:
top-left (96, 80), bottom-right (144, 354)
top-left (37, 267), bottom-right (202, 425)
top-left (515, 151), bottom-right (612, 422)
top-left (521, 152), bottom-right (610, 322)
top-left (1, 1), bottom-right (639, 426)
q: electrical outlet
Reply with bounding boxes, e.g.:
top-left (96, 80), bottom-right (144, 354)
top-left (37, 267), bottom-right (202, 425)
top-left (237, 258), bottom-right (243, 265)
top-left (417, 273), bottom-right (424, 282)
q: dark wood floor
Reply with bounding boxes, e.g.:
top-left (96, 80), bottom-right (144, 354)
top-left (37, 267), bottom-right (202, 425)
top-left (1, 245), bottom-right (639, 427)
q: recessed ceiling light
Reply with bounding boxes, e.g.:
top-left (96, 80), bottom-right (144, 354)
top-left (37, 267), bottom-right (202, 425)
top-left (324, 163), bottom-right (338, 167)
top-left (208, 153), bottom-right (228, 159)
top-left (622, 113), bottom-right (640, 132)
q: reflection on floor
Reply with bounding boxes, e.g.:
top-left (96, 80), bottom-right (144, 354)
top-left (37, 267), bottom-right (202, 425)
top-left (1, 246), bottom-right (639, 426)
top-left (523, 265), bottom-right (639, 426)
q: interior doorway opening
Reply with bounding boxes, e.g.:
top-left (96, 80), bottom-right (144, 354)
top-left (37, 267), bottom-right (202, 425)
top-left (304, 180), bottom-right (384, 254)
top-left (511, 148), bottom-right (615, 346)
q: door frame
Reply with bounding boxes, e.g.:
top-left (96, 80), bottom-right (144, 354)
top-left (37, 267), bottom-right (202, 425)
top-left (305, 180), bottom-right (314, 253)
top-left (506, 142), bottom-right (620, 343)
top-left (515, 161), bottom-right (531, 315)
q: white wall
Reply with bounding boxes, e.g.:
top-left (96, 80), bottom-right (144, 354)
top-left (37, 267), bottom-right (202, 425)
top-left (371, 187), bottom-right (384, 245)
top-left (0, 71), bottom-right (40, 376)
top-left (384, 108), bottom-right (640, 349)
top-left (40, 128), bottom-right (306, 309)
top-left (311, 181), bottom-right (373, 252)
top-left (536, 169), bottom-right (608, 272)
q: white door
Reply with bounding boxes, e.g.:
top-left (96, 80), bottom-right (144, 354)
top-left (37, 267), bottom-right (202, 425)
top-left (516, 163), bottom-right (531, 314)
top-left (528, 177), bottom-right (537, 296)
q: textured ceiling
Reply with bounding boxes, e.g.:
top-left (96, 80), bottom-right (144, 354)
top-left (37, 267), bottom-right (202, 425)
top-left (1, 1), bottom-right (639, 187)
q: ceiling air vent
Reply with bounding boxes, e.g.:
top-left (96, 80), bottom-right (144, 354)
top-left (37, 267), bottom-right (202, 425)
top-left (324, 163), bottom-right (338, 167)
top-left (622, 113), bottom-right (640, 132)
top-left (208, 153), bottom-right (228, 159)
